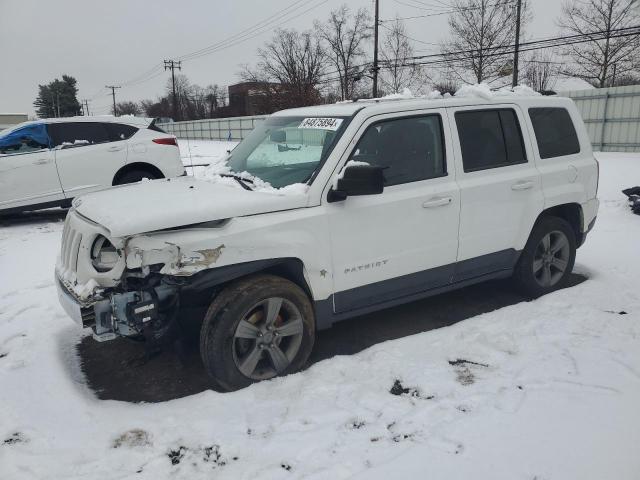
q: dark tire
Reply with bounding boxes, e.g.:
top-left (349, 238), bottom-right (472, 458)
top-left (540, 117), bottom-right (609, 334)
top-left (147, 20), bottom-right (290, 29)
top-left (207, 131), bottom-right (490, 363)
top-left (114, 169), bottom-right (159, 185)
top-left (199, 274), bottom-right (315, 391)
top-left (513, 216), bottom-right (576, 298)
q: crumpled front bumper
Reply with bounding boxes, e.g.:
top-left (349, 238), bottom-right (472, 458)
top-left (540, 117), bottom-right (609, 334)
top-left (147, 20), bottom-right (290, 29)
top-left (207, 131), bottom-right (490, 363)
top-left (56, 274), bottom-right (179, 342)
top-left (56, 276), bottom-right (116, 341)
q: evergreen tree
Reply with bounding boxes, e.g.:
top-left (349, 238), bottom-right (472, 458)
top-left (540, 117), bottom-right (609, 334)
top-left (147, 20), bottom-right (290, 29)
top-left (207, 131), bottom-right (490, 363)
top-left (33, 75), bottom-right (82, 118)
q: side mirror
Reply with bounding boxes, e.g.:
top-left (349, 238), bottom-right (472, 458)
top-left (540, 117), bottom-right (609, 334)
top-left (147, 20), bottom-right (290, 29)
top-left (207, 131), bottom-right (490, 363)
top-left (269, 130), bottom-right (286, 143)
top-left (328, 163), bottom-right (385, 202)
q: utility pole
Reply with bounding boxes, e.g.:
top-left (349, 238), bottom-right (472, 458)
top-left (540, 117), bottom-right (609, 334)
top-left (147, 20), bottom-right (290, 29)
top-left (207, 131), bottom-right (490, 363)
top-left (372, 0), bottom-right (380, 98)
top-left (105, 85), bottom-right (121, 116)
top-left (164, 60), bottom-right (182, 121)
top-left (82, 99), bottom-right (90, 116)
top-left (512, 0), bottom-right (522, 88)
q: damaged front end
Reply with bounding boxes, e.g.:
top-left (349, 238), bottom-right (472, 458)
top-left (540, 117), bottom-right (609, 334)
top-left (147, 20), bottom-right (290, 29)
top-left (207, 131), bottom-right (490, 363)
top-left (56, 209), bottom-right (228, 344)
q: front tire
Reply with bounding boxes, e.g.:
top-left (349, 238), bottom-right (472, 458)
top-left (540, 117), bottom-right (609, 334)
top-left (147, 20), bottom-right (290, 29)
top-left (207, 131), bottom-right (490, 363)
top-left (513, 216), bottom-right (576, 298)
top-left (199, 275), bottom-right (315, 391)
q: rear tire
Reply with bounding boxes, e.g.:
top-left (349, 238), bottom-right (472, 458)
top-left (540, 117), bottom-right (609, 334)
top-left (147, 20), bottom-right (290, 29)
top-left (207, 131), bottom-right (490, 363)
top-left (199, 275), bottom-right (315, 392)
top-left (513, 216), bottom-right (576, 298)
top-left (114, 169), bottom-right (159, 185)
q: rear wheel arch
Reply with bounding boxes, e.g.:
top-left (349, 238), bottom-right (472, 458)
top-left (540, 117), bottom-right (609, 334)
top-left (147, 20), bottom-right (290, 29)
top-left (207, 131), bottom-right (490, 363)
top-left (537, 203), bottom-right (584, 247)
top-left (113, 162), bottom-right (164, 185)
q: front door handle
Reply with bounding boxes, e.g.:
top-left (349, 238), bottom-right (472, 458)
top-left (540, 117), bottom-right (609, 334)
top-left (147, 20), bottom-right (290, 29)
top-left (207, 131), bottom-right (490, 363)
top-left (422, 197), bottom-right (453, 208)
top-left (108, 145), bottom-right (124, 152)
top-left (33, 158), bottom-right (49, 165)
top-left (511, 180), bottom-right (534, 191)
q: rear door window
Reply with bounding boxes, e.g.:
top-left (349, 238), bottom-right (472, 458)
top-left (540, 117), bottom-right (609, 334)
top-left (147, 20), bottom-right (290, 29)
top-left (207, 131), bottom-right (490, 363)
top-left (529, 107), bottom-right (580, 159)
top-left (455, 109), bottom-right (527, 172)
top-left (49, 122), bottom-right (110, 148)
top-left (105, 123), bottom-right (138, 141)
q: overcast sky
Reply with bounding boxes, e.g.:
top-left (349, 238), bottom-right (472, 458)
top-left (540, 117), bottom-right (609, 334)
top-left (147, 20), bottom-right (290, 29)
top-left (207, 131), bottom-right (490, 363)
top-left (0, 0), bottom-right (564, 117)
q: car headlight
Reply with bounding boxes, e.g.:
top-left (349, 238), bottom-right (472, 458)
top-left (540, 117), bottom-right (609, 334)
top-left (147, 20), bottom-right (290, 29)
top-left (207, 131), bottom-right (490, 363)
top-left (91, 235), bottom-right (119, 272)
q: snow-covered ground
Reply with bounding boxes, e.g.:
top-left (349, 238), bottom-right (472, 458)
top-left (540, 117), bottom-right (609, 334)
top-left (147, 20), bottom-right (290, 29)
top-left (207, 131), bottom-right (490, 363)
top-left (1, 145), bottom-right (639, 479)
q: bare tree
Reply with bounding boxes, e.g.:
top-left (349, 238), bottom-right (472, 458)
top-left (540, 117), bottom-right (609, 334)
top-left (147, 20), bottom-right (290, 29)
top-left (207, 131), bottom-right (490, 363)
top-left (114, 101), bottom-right (141, 116)
top-left (315, 5), bottom-right (372, 100)
top-left (443, 0), bottom-right (529, 85)
top-left (558, 0), bottom-right (640, 87)
top-left (379, 18), bottom-right (429, 94)
top-left (242, 28), bottom-right (325, 111)
top-left (523, 52), bottom-right (560, 91)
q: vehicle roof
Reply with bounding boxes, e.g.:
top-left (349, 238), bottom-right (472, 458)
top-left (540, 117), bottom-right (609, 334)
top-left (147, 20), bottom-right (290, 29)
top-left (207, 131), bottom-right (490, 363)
top-left (10, 116), bottom-right (152, 130)
top-left (272, 93), bottom-right (573, 118)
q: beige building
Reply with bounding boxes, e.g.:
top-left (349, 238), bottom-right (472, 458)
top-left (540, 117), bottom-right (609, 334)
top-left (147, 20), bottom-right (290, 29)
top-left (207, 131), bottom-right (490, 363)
top-left (0, 113), bottom-right (28, 131)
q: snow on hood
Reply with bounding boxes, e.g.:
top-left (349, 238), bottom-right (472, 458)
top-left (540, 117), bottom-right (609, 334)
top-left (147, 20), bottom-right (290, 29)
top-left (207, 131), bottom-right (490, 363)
top-left (74, 176), bottom-right (309, 237)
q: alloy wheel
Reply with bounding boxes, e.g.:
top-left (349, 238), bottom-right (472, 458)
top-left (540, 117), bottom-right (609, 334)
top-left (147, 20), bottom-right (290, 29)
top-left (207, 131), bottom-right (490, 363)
top-left (232, 297), bottom-right (304, 380)
top-left (532, 230), bottom-right (570, 288)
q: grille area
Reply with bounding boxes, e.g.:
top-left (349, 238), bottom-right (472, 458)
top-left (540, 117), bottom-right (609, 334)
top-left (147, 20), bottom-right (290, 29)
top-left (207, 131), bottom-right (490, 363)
top-left (60, 215), bottom-right (83, 274)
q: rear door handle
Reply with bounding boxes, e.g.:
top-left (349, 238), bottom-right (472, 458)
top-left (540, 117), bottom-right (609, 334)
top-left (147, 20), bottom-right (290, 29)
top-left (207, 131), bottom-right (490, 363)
top-left (511, 180), bottom-right (534, 191)
top-left (33, 159), bottom-right (49, 165)
top-left (108, 145), bottom-right (124, 152)
top-left (422, 197), bottom-right (453, 208)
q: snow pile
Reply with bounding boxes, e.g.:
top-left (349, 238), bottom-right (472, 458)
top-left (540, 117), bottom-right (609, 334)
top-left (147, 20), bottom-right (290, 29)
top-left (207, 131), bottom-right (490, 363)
top-left (367, 83), bottom-right (541, 103)
top-left (1, 154), bottom-right (640, 479)
top-left (58, 140), bottom-right (90, 148)
top-left (380, 88), bottom-right (445, 101)
top-left (455, 83), bottom-right (541, 99)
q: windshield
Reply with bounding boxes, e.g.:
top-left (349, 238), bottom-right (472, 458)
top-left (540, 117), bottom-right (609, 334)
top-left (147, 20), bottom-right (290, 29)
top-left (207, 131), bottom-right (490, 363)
top-left (227, 116), bottom-right (348, 188)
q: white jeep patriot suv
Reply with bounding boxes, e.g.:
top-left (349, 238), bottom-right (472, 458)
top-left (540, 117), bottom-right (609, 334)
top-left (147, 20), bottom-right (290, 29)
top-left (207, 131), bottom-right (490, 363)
top-left (56, 92), bottom-right (599, 391)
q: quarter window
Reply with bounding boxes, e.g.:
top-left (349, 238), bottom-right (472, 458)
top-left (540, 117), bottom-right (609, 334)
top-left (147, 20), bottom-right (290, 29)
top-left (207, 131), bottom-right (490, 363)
top-left (105, 123), bottom-right (138, 141)
top-left (529, 107), bottom-right (580, 159)
top-left (49, 122), bottom-right (110, 148)
top-left (348, 115), bottom-right (446, 186)
top-left (455, 109), bottom-right (527, 172)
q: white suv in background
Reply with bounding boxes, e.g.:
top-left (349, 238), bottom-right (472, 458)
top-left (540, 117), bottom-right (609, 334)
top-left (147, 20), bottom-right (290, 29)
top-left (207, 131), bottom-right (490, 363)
top-left (55, 93), bottom-right (599, 391)
top-left (0, 116), bottom-right (185, 214)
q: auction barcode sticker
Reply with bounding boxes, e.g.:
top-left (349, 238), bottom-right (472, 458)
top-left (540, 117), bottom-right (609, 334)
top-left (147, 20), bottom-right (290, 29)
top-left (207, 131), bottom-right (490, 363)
top-left (298, 117), bottom-right (343, 131)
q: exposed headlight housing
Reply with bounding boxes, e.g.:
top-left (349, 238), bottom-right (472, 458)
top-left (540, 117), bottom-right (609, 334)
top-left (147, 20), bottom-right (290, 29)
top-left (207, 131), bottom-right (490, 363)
top-left (91, 235), bottom-right (119, 272)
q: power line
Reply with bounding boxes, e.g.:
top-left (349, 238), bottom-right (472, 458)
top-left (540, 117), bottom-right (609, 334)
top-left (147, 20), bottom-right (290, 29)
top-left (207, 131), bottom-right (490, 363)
top-left (383, 1), bottom-right (515, 22)
top-left (177, 0), bottom-right (328, 62)
top-left (395, 27), bottom-right (640, 69)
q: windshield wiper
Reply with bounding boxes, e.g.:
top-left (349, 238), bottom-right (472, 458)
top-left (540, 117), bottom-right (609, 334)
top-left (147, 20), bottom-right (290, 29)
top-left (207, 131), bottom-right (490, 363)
top-left (220, 173), bottom-right (254, 191)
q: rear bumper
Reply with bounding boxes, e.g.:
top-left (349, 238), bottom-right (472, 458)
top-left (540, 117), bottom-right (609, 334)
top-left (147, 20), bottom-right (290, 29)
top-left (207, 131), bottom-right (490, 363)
top-left (582, 198), bottom-right (599, 232)
top-left (578, 198), bottom-right (599, 247)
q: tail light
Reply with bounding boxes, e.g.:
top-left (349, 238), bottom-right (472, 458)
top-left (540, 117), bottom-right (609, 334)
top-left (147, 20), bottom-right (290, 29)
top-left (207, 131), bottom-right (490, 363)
top-left (152, 137), bottom-right (178, 147)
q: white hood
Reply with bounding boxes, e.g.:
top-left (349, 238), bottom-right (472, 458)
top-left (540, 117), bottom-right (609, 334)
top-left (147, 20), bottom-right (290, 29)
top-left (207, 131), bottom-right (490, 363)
top-left (74, 176), bottom-right (309, 237)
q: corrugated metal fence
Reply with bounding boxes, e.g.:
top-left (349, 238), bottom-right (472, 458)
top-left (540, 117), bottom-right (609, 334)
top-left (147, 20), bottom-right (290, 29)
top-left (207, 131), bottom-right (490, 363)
top-left (559, 85), bottom-right (640, 152)
top-left (158, 115), bottom-right (266, 141)
top-left (160, 85), bottom-right (640, 152)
